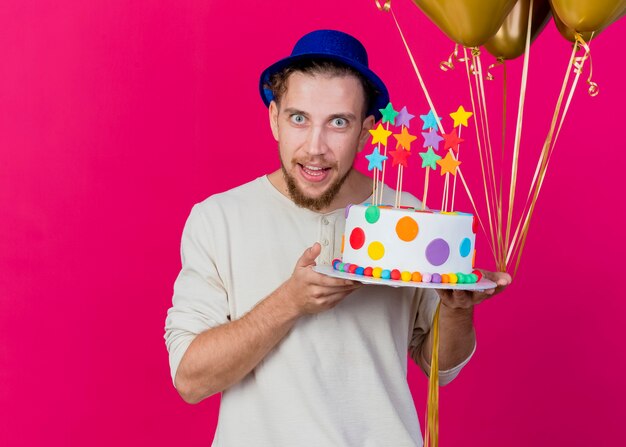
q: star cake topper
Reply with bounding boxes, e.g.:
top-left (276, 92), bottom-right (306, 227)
top-left (365, 147), bottom-right (388, 171)
top-left (420, 110), bottom-right (442, 131)
top-left (419, 147), bottom-right (442, 170)
top-left (379, 102), bottom-right (399, 125)
top-left (393, 127), bottom-right (417, 150)
top-left (449, 105), bottom-right (473, 128)
top-left (369, 123), bottom-right (393, 146)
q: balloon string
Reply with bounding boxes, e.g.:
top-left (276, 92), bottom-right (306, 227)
top-left (507, 42), bottom-right (580, 272)
top-left (504, 0), bottom-right (533, 269)
top-left (389, 8), bottom-right (444, 134)
top-left (464, 48), bottom-right (498, 261)
top-left (458, 167), bottom-right (496, 259)
top-left (497, 62), bottom-right (507, 271)
top-left (573, 33), bottom-right (599, 96)
top-left (507, 41), bottom-right (580, 267)
top-left (424, 300), bottom-right (441, 447)
top-left (473, 52), bottom-right (500, 241)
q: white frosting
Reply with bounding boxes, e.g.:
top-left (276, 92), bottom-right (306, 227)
top-left (341, 205), bottom-right (476, 274)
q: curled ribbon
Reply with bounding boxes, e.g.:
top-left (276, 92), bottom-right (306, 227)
top-left (573, 33), bottom-right (599, 96)
top-left (486, 57), bottom-right (505, 81)
top-left (439, 44), bottom-right (465, 71)
top-left (374, 0), bottom-right (392, 12)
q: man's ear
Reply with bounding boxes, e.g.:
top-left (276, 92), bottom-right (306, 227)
top-left (269, 101), bottom-right (279, 141)
top-left (357, 115), bottom-right (376, 153)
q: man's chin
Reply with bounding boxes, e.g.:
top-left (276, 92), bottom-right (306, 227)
top-left (282, 165), bottom-right (352, 211)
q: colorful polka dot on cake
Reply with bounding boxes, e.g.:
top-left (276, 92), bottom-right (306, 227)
top-left (368, 241), bottom-right (385, 261)
top-left (459, 238), bottom-right (471, 257)
top-left (395, 216), bottom-right (419, 242)
top-left (365, 205), bottom-right (380, 223)
top-left (425, 238), bottom-right (450, 266)
top-left (350, 227), bottom-right (365, 250)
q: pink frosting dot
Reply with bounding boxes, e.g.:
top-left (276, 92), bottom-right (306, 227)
top-left (422, 273), bottom-right (432, 283)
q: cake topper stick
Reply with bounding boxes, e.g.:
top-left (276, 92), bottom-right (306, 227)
top-left (378, 103), bottom-right (399, 205)
top-left (365, 147), bottom-right (388, 206)
top-left (378, 123), bottom-right (389, 205)
top-left (391, 118), bottom-right (417, 208)
top-left (451, 126), bottom-right (462, 212)
top-left (419, 147), bottom-right (441, 210)
top-left (368, 124), bottom-right (393, 205)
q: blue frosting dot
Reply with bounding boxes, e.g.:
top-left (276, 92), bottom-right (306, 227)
top-left (381, 269), bottom-right (391, 279)
top-left (355, 267), bottom-right (365, 276)
top-left (333, 259), bottom-right (341, 270)
top-left (460, 238), bottom-right (472, 258)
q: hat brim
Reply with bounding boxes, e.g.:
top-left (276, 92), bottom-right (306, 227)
top-left (259, 53), bottom-right (389, 122)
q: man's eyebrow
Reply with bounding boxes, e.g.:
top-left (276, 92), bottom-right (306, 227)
top-left (283, 108), bottom-right (309, 117)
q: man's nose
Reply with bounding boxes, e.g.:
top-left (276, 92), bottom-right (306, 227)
top-left (305, 125), bottom-right (327, 156)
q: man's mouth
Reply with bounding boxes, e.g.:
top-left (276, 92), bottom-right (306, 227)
top-left (297, 163), bottom-right (332, 182)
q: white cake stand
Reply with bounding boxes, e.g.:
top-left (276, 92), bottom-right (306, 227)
top-left (313, 265), bottom-right (497, 291)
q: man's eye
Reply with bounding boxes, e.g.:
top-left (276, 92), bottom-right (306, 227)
top-left (331, 118), bottom-right (347, 128)
top-left (291, 114), bottom-right (305, 124)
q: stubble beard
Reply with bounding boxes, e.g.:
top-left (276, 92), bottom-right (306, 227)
top-left (280, 159), bottom-right (352, 211)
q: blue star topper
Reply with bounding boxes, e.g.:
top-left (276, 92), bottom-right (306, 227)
top-left (365, 147), bottom-right (388, 171)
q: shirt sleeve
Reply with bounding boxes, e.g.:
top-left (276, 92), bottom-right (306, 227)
top-left (408, 288), bottom-right (475, 386)
top-left (164, 203), bottom-right (230, 386)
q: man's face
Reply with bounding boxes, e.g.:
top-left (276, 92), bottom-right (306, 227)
top-left (269, 72), bottom-right (374, 211)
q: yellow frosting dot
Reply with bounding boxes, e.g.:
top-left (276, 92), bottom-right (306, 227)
top-left (401, 271), bottom-right (412, 282)
top-left (368, 241), bottom-right (385, 261)
top-left (372, 267), bottom-right (383, 278)
top-left (449, 273), bottom-right (458, 284)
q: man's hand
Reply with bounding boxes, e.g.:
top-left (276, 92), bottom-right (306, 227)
top-left (436, 270), bottom-right (512, 310)
top-left (282, 242), bottom-right (361, 316)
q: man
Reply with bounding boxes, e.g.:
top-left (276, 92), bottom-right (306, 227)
top-left (165, 29), bottom-right (511, 446)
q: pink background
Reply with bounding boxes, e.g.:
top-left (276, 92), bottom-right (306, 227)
top-left (1, 1), bottom-right (625, 445)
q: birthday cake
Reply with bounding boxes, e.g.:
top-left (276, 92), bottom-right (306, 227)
top-left (334, 204), bottom-right (482, 284)
top-left (328, 101), bottom-right (484, 285)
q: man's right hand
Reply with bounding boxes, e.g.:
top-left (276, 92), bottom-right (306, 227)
top-left (282, 242), bottom-right (362, 316)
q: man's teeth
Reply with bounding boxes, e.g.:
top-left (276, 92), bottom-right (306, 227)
top-left (305, 165), bottom-right (324, 171)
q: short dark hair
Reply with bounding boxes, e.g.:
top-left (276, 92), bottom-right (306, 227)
top-left (263, 59), bottom-right (379, 119)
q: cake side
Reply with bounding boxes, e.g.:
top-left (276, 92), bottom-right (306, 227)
top-left (338, 204), bottom-right (479, 283)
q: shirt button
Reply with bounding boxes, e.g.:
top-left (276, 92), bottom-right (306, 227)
top-left (322, 217), bottom-right (329, 225)
top-left (322, 239), bottom-right (329, 246)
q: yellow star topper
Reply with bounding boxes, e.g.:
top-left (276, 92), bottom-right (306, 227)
top-left (436, 152), bottom-right (462, 176)
top-left (449, 106), bottom-right (473, 128)
top-left (369, 124), bottom-right (393, 146)
top-left (393, 127), bottom-right (417, 151)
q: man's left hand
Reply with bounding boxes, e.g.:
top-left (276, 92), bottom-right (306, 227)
top-left (435, 270), bottom-right (512, 310)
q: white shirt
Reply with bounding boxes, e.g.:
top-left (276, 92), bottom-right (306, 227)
top-left (165, 176), bottom-right (472, 446)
